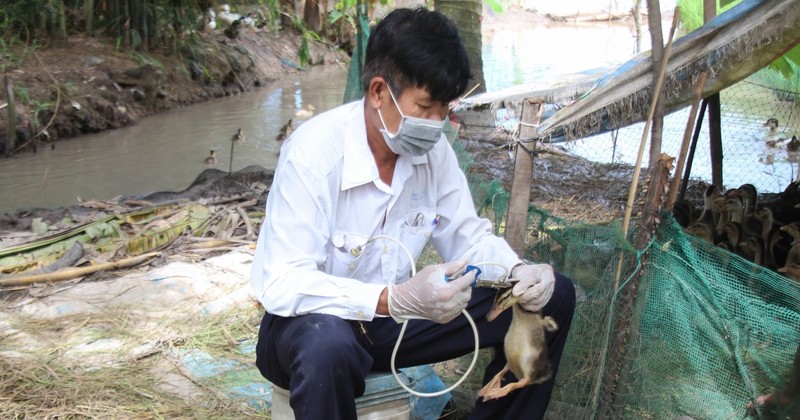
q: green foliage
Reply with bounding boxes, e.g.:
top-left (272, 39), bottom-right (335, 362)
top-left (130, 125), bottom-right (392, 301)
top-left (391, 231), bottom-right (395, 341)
top-left (14, 85), bottom-right (30, 104)
top-left (452, 139), bottom-right (510, 234)
top-left (290, 14), bottom-right (322, 68)
top-left (255, 0), bottom-right (282, 31)
top-left (130, 51), bottom-right (165, 70)
top-left (0, 21), bottom-right (37, 73)
top-left (483, 0), bottom-right (505, 14)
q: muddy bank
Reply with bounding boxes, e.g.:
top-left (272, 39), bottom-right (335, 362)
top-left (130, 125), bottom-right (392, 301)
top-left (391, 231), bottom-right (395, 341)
top-left (1, 29), bottom-right (348, 154)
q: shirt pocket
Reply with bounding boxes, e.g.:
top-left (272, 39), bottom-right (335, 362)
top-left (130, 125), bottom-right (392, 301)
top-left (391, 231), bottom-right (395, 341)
top-left (399, 208), bottom-right (438, 262)
top-left (328, 231), bottom-right (370, 279)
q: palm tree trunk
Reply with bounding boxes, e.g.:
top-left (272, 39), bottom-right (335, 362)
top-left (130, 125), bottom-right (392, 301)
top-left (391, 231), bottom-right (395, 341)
top-left (434, 0), bottom-right (485, 95)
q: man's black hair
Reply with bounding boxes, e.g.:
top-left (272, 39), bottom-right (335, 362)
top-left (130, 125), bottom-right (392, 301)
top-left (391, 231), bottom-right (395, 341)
top-left (361, 7), bottom-right (471, 103)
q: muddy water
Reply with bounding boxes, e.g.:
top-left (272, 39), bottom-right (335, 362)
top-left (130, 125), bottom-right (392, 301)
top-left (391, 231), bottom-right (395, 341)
top-left (0, 19), bottom-right (662, 215)
top-left (0, 64), bottom-right (350, 214)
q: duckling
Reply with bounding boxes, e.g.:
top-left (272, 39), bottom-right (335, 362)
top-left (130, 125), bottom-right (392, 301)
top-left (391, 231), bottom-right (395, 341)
top-left (276, 118), bottom-right (296, 142)
top-left (295, 104), bottom-right (316, 119)
top-left (203, 149), bottom-right (217, 165)
top-left (765, 227), bottom-right (791, 270)
top-left (672, 199), bottom-right (697, 228)
top-left (778, 262), bottom-right (800, 282)
top-left (720, 221), bottom-right (743, 252)
top-left (696, 184), bottom-right (721, 227)
top-left (685, 220), bottom-right (716, 244)
top-left (779, 221), bottom-right (800, 242)
top-left (232, 128), bottom-right (245, 143)
top-left (738, 236), bottom-right (766, 266)
top-left (477, 287), bottom-right (558, 401)
top-left (224, 17), bottom-right (243, 39)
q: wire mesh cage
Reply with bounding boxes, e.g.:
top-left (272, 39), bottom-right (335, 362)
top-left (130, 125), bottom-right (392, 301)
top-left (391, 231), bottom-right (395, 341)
top-left (562, 72), bottom-right (800, 196)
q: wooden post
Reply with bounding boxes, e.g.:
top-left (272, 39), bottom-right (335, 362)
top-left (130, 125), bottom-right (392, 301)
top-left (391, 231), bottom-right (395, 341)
top-left (4, 76), bottom-right (16, 158)
top-left (667, 72), bottom-right (708, 208)
top-left (504, 100), bottom-right (543, 255)
top-left (679, 100), bottom-right (708, 201)
top-left (704, 0), bottom-right (724, 188)
top-left (646, 0), bottom-right (665, 168)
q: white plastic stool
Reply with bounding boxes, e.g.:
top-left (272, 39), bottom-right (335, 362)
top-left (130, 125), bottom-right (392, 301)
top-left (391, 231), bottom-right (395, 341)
top-left (270, 371), bottom-right (412, 420)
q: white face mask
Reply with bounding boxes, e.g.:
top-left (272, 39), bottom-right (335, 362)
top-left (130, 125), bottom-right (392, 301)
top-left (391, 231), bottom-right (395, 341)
top-left (377, 87), bottom-right (446, 156)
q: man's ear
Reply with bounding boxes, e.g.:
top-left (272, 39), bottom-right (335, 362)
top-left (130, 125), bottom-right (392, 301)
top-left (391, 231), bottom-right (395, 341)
top-left (367, 77), bottom-right (387, 110)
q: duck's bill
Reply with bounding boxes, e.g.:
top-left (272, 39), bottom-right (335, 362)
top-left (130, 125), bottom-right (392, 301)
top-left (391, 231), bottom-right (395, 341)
top-left (485, 288), bottom-right (517, 322)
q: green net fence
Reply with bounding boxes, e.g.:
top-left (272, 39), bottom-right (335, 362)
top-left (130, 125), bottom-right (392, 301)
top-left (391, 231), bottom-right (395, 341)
top-left (523, 206), bottom-right (800, 419)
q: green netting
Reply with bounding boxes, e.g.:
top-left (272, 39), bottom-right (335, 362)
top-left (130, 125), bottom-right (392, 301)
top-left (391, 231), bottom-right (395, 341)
top-left (524, 207), bottom-right (800, 419)
top-left (342, 4), bottom-right (370, 104)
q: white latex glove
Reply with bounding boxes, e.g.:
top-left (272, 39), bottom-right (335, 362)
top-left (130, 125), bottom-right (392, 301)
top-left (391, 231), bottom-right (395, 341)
top-left (388, 259), bottom-right (476, 324)
top-left (510, 263), bottom-right (555, 312)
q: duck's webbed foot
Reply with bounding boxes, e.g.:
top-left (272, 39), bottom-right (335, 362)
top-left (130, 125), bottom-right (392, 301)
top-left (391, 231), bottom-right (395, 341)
top-left (481, 378), bottom-right (532, 401)
top-left (477, 365), bottom-right (509, 400)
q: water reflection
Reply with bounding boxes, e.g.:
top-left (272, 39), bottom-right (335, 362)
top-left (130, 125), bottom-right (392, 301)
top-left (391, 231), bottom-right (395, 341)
top-left (483, 22), bottom-right (643, 91)
top-left (0, 64), bottom-right (349, 214)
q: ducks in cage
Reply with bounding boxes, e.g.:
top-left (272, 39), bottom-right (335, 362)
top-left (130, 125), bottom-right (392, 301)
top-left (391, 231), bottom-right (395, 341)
top-left (675, 181), bottom-right (800, 280)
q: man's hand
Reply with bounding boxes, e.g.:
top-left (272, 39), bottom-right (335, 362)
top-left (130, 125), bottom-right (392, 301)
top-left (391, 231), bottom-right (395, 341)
top-left (388, 259), bottom-right (476, 324)
top-left (510, 263), bottom-right (555, 312)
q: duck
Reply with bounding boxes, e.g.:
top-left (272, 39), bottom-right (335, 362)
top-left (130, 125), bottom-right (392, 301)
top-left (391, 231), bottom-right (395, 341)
top-left (231, 128), bottom-right (245, 143)
top-left (276, 118), bottom-right (296, 142)
top-left (202, 8), bottom-right (216, 31)
top-left (203, 149), bottom-right (217, 165)
top-left (720, 221), bottom-right (743, 252)
top-left (224, 18), bottom-right (243, 39)
top-left (295, 104), bottom-right (316, 119)
top-left (696, 185), bottom-right (721, 226)
top-left (737, 236), bottom-right (765, 266)
top-left (477, 287), bottom-right (558, 401)
top-left (764, 118), bottom-right (791, 147)
top-left (765, 227), bottom-right (791, 270)
top-left (672, 199), bottom-right (697, 228)
top-left (217, 4), bottom-right (241, 26)
top-left (787, 135), bottom-right (800, 153)
top-left (685, 220), bottom-right (716, 244)
top-left (778, 262), bottom-right (800, 282)
top-left (783, 239), bottom-right (800, 271)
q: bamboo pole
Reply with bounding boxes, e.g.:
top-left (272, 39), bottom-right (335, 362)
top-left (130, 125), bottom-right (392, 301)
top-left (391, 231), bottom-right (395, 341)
top-left (667, 72), bottom-right (708, 208)
top-left (592, 7), bottom-right (681, 418)
top-left (0, 252), bottom-right (160, 287)
top-left (616, 7), bottom-right (681, 279)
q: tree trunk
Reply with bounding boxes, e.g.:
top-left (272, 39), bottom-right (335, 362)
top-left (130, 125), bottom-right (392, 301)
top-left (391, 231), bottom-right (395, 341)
top-left (303, 0), bottom-right (323, 32)
top-left (434, 0), bottom-right (485, 95)
top-left (281, 0), bottom-right (296, 28)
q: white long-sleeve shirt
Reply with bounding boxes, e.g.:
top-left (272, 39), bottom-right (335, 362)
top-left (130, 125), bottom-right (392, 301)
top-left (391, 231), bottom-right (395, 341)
top-left (250, 99), bottom-right (521, 321)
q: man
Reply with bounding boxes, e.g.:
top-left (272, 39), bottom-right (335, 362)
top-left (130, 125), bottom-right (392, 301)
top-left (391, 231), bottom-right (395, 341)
top-left (251, 7), bottom-right (575, 419)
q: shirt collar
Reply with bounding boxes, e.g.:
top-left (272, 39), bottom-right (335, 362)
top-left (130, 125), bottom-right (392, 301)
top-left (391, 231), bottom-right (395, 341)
top-left (341, 99), bottom-right (429, 192)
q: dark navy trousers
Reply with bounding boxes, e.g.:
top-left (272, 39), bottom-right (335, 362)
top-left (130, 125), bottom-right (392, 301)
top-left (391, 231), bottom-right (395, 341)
top-left (255, 272), bottom-right (575, 420)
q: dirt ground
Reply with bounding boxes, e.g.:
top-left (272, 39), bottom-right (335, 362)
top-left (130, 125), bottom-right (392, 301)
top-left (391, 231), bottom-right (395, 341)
top-left (0, 27), bottom-right (347, 155)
